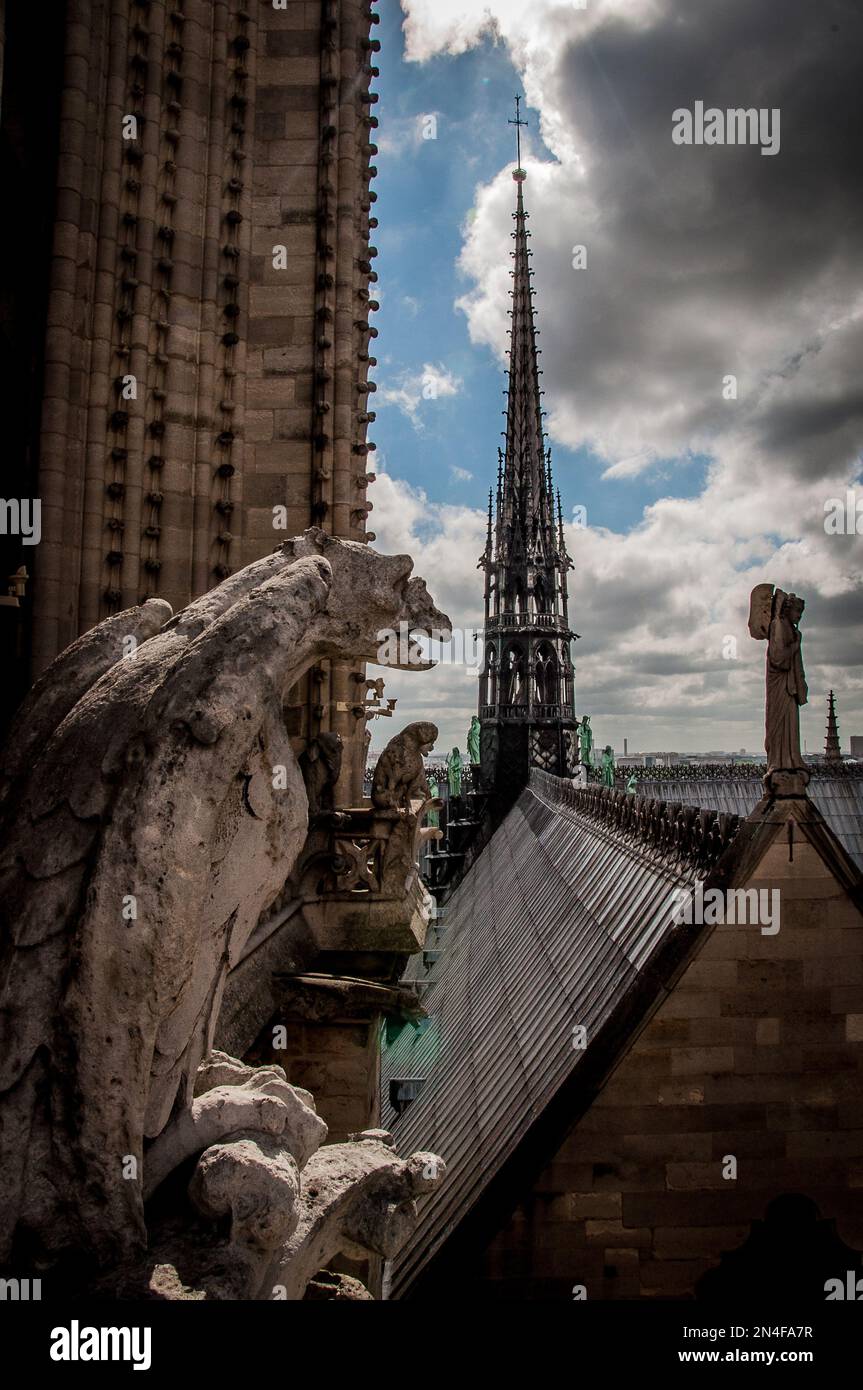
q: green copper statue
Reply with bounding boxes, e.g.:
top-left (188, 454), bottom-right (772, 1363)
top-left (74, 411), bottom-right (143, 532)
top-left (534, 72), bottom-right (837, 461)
top-left (467, 714), bottom-right (481, 765)
top-left (427, 775), bottom-right (440, 828)
top-left (625, 772), bottom-right (637, 795)
top-left (601, 745), bottom-right (615, 788)
top-left (446, 747), bottom-right (463, 798)
top-left (579, 715), bottom-right (593, 768)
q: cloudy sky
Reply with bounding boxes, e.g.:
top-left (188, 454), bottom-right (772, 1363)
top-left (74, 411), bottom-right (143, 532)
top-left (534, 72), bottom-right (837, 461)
top-left (367, 0), bottom-right (862, 758)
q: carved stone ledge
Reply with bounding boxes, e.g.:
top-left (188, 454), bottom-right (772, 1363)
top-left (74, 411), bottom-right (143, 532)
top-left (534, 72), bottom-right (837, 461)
top-left (271, 973), bottom-right (424, 1026)
top-left (288, 802), bottom-right (439, 957)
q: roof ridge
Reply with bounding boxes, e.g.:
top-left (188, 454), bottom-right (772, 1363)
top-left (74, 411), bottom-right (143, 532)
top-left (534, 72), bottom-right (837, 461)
top-left (529, 769), bottom-right (741, 876)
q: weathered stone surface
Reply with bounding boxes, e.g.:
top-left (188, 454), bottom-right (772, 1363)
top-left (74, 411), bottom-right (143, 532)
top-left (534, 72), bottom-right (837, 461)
top-left (0, 598), bottom-right (171, 797)
top-left (372, 721), bottom-right (438, 812)
top-left (23, 1), bottom-right (384, 699)
top-left (271, 977), bottom-right (423, 1026)
top-left (0, 530), bottom-right (449, 1271)
top-left (91, 1090), bottom-right (445, 1301)
top-left (189, 1132), bottom-right (302, 1251)
top-left (748, 583), bottom-right (809, 794)
top-left (182, 1123), bottom-right (446, 1299)
top-left (145, 1069), bottom-right (327, 1198)
top-left (299, 732), bottom-right (343, 819)
top-left (263, 1137), bottom-right (447, 1300)
top-left (304, 1271), bottom-right (374, 1300)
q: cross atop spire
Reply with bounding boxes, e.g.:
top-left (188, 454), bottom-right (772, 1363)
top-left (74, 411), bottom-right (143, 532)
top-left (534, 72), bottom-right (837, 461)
top-left (509, 94), bottom-right (528, 175)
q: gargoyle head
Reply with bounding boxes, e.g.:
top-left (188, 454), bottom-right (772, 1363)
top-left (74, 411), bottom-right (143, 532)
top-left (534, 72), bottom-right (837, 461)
top-left (281, 530), bottom-right (452, 670)
top-left (408, 721), bottom-right (439, 757)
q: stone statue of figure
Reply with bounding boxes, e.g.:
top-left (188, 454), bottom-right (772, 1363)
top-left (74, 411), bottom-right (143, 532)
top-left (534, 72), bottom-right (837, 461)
top-left (299, 731), bottom-right (342, 820)
top-left (503, 647), bottom-right (523, 705)
top-left (426, 776), bottom-right (440, 828)
top-left (748, 583), bottom-right (809, 785)
top-left (467, 715), bottom-right (481, 765)
top-left (601, 745), bottom-right (615, 787)
top-left (446, 747), bottom-right (463, 797)
top-left (579, 715), bottom-right (593, 768)
top-left (625, 772), bottom-right (637, 794)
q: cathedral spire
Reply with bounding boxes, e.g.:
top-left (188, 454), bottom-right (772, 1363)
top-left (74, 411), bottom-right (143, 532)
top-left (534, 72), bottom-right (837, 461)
top-left (477, 99), bottom-right (579, 808)
top-left (824, 689), bottom-right (842, 762)
top-left (499, 99), bottom-right (557, 565)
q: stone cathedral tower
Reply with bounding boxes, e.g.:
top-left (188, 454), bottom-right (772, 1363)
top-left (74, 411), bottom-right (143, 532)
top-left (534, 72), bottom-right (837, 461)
top-left (478, 103), bottom-right (578, 806)
top-left (0, 0), bottom-right (382, 801)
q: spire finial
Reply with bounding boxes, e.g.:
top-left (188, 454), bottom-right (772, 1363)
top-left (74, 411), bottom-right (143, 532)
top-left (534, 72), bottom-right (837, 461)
top-left (509, 95), bottom-right (528, 182)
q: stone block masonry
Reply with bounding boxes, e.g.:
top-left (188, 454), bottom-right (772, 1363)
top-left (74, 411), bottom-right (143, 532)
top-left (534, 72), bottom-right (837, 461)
top-left (14, 0), bottom-right (383, 801)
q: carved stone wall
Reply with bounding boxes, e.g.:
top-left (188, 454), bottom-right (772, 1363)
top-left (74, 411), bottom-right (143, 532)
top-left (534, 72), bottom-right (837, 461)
top-left (3, 0), bottom-right (381, 800)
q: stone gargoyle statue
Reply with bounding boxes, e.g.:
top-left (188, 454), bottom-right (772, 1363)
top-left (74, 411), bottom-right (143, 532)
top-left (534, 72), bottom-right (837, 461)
top-left (371, 720), bottom-right (438, 812)
top-left (0, 529), bottom-right (448, 1295)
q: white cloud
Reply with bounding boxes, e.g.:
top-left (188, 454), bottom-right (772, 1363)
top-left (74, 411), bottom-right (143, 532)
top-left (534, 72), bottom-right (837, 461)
top-left (384, 0), bottom-right (863, 753)
top-left (455, 159), bottom-right (863, 482)
top-left (370, 469), bottom-right (863, 758)
top-left (402, 1), bottom-right (667, 66)
top-left (376, 361), bottom-right (463, 428)
top-left (368, 475), bottom-right (486, 754)
top-left (376, 111), bottom-right (444, 159)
